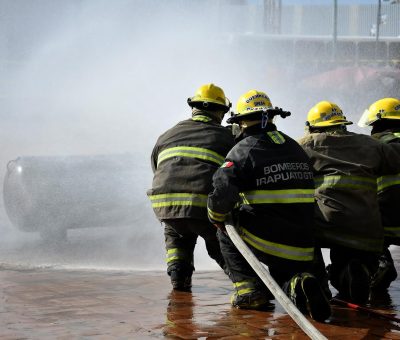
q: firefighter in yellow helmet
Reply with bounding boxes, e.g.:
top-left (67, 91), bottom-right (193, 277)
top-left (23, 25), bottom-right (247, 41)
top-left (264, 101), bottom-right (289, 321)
top-left (147, 83), bottom-right (235, 291)
top-left (207, 90), bottom-right (331, 321)
top-left (299, 100), bottom-right (400, 304)
top-left (358, 98), bottom-right (400, 292)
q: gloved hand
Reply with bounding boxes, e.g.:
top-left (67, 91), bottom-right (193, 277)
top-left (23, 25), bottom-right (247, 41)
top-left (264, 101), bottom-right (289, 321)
top-left (213, 222), bottom-right (226, 232)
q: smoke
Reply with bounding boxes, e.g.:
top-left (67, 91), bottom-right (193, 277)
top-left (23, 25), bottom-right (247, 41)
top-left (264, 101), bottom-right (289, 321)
top-left (0, 0), bottom-right (260, 271)
top-left (1, 0), bottom-right (396, 270)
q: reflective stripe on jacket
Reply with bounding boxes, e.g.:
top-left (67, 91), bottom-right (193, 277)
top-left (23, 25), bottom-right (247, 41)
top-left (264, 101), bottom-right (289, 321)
top-left (314, 175), bottom-right (377, 191)
top-left (149, 193), bottom-right (208, 208)
top-left (239, 226), bottom-right (314, 261)
top-left (157, 146), bottom-right (225, 167)
top-left (240, 189), bottom-right (315, 204)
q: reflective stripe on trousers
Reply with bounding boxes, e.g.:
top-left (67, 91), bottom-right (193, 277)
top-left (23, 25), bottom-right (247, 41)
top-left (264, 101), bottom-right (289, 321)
top-left (166, 248), bottom-right (192, 264)
top-left (233, 280), bottom-right (258, 296)
top-left (240, 227), bottom-right (314, 261)
top-left (240, 189), bottom-right (315, 204)
top-left (157, 146), bottom-right (225, 166)
top-left (149, 193), bottom-right (208, 208)
top-left (314, 175), bottom-right (376, 191)
top-left (384, 226), bottom-right (400, 238)
top-left (207, 207), bottom-right (227, 222)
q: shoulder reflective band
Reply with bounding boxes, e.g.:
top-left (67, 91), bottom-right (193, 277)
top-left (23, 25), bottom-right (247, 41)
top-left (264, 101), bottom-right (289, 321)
top-left (157, 146), bottom-right (225, 166)
top-left (240, 189), bottom-right (314, 204)
top-left (240, 227), bottom-right (314, 261)
top-left (377, 174), bottom-right (400, 192)
top-left (394, 132), bottom-right (400, 138)
top-left (384, 226), bottom-right (400, 238)
top-left (192, 115), bottom-right (212, 123)
top-left (207, 207), bottom-right (227, 222)
top-left (233, 280), bottom-right (258, 296)
top-left (314, 175), bottom-right (376, 191)
top-left (267, 131), bottom-right (285, 144)
top-left (149, 193), bottom-right (208, 208)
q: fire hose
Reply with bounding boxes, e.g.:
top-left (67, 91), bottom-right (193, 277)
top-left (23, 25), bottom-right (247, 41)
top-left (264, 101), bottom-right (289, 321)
top-left (225, 220), bottom-right (327, 340)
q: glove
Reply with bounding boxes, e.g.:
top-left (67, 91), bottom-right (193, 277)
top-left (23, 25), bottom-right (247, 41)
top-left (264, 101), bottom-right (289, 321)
top-left (213, 222), bottom-right (226, 232)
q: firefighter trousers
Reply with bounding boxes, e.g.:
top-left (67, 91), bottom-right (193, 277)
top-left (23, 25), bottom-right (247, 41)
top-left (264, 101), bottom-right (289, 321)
top-left (163, 218), bottom-right (227, 276)
top-left (217, 229), bottom-right (313, 292)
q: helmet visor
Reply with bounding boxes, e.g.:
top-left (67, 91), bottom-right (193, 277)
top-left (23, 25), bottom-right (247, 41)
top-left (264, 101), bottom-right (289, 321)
top-left (357, 109), bottom-right (371, 127)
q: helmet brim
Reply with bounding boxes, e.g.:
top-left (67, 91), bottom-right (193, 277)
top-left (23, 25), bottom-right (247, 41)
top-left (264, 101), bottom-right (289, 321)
top-left (227, 108), bottom-right (290, 124)
top-left (188, 99), bottom-right (231, 113)
top-left (312, 120), bottom-right (353, 127)
top-left (227, 110), bottom-right (263, 124)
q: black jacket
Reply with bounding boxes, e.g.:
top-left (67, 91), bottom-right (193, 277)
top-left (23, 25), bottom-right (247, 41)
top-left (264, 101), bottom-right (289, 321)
top-left (147, 112), bottom-right (234, 221)
top-left (299, 128), bottom-right (400, 252)
top-left (372, 130), bottom-right (400, 246)
top-left (208, 124), bottom-right (315, 262)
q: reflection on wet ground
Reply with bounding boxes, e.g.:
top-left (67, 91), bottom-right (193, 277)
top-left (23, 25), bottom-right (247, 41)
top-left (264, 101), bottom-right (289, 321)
top-left (2, 260), bottom-right (400, 339)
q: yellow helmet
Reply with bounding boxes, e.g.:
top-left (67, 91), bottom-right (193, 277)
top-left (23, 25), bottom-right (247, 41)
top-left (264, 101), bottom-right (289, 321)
top-left (306, 101), bottom-right (352, 128)
top-left (358, 98), bottom-right (400, 127)
top-left (227, 90), bottom-right (273, 123)
top-left (187, 83), bottom-right (231, 112)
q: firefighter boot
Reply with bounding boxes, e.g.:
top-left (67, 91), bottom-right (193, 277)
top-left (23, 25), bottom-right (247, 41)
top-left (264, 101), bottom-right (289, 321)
top-left (170, 269), bottom-right (192, 292)
top-left (230, 280), bottom-right (274, 310)
top-left (230, 290), bottom-right (274, 311)
top-left (286, 273), bottom-right (331, 322)
top-left (371, 250), bottom-right (398, 291)
top-left (339, 259), bottom-right (371, 304)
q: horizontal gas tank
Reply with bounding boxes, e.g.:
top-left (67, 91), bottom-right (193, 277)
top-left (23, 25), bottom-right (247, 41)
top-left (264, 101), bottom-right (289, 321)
top-left (3, 153), bottom-right (150, 239)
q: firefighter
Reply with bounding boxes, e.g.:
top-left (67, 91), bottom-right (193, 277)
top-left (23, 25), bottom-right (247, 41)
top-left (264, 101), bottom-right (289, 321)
top-left (207, 90), bottom-right (331, 322)
top-left (358, 97), bottom-right (400, 291)
top-left (147, 83), bottom-right (235, 291)
top-left (299, 100), bottom-right (400, 304)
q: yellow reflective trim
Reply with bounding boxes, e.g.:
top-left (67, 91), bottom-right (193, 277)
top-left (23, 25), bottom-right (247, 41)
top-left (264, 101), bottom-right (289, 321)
top-left (377, 174), bottom-right (400, 191)
top-left (267, 131), bottom-right (285, 144)
top-left (384, 226), bottom-right (400, 237)
top-left (233, 280), bottom-right (257, 295)
top-left (166, 248), bottom-right (189, 263)
top-left (233, 281), bottom-right (256, 289)
top-left (153, 201), bottom-right (206, 208)
top-left (240, 227), bottom-right (314, 261)
top-left (157, 146), bottom-right (225, 166)
top-left (207, 208), bottom-right (226, 222)
top-left (315, 175), bottom-right (376, 191)
top-left (237, 288), bottom-right (254, 295)
top-left (240, 189), bottom-right (314, 204)
top-left (192, 115), bottom-right (212, 122)
top-left (149, 193), bottom-right (208, 208)
top-left (166, 256), bottom-right (180, 263)
top-left (150, 193), bottom-right (207, 200)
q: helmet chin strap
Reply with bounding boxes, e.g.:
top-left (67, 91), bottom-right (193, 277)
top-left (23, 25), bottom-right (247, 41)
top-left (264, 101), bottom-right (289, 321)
top-left (261, 111), bottom-right (269, 129)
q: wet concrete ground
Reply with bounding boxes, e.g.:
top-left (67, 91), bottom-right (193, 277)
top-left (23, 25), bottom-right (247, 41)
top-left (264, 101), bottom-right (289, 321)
top-left (1, 259), bottom-right (400, 339)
